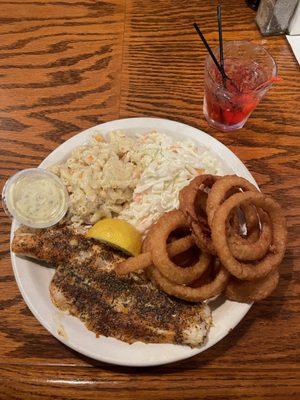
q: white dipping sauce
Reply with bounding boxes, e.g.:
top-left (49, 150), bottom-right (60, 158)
top-left (4, 169), bottom-right (68, 228)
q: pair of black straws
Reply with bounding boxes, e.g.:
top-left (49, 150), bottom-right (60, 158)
top-left (193, 5), bottom-right (229, 83)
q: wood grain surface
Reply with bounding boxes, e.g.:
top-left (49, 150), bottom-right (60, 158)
top-left (0, 0), bottom-right (299, 399)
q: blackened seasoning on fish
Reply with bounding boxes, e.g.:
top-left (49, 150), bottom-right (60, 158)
top-left (12, 225), bottom-right (212, 347)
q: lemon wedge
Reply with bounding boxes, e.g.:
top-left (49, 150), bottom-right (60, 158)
top-left (86, 218), bottom-right (142, 256)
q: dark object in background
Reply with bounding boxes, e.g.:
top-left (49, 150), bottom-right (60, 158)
top-left (246, 0), bottom-right (261, 11)
top-left (255, 0), bottom-right (299, 35)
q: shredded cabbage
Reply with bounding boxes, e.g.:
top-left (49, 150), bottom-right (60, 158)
top-left (119, 131), bottom-right (221, 231)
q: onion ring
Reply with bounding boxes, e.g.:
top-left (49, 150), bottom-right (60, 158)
top-left (179, 174), bottom-right (219, 254)
top-left (228, 209), bottom-right (272, 261)
top-left (211, 192), bottom-right (287, 281)
top-left (149, 210), bottom-right (211, 284)
top-left (179, 174), bottom-right (263, 258)
top-left (143, 227), bottom-right (153, 253)
top-left (189, 220), bottom-right (216, 255)
top-left (189, 258), bottom-right (216, 288)
top-left (225, 270), bottom-right (279, 302)
top-left (115, 235), bottom-right (194, 275)
top-left (179, 174), bottom-right (219, 221)
top-left (179, 175), bottom-right (261, 257)
top-left (149, 262), bottom-right (229, 302)
top-left (204, 175), bottom-right (272, 261)
top-left (206, 175), bottom-right (259, 227)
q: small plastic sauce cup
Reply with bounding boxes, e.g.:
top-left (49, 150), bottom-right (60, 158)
top-left (2, 168), bottom-right (69, 228)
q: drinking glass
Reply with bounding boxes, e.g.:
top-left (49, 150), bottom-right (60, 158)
top-left (203, 41), bottom-right (278, 131)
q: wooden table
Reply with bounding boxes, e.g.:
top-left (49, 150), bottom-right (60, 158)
top-left (0, 0), bottom-right (299, 398)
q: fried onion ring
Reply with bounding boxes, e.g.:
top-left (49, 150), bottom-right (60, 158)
top-left (142, 226), bottom-right (153, 253)
top-left (179, 174), bottom-right (219, 221)
top-left (206, 175), bottom-right (259, 227)
top-left (211, 192), bottom-right (287, 281)
top-left (228, 209), bottom-right (272, 261)
top-left (115, 235), bottom-right (194, 275)
top-left (179, 174), bottom-right (219, 254)
top-left (149, 261), bottom-right (229, 302)
top-left (225, 270), bottom-right (279, 302)
top-left (179, 174), bottom-right (264, 259)
top-left (203, 175), bottom-right (272, 261)
top-left (149, 210), bottom-right (211, 284)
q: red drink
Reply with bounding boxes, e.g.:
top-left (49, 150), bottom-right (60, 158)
top-left (203, 41), bottom-right (278, 131)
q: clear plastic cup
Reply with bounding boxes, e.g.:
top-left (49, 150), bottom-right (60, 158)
top-left (2, 168), bottom-right (69, 228)
top-left (203, 41), bottom-right (278, 131)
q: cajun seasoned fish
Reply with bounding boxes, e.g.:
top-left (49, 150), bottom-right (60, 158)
top-left (12, 226), bottom-right (211, 347)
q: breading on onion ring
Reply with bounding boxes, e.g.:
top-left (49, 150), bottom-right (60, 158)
top-left (149, 210), bottom-right (211, 284)
top-left (115, 235), bottom-right (194, 275)
top-left (228, 209), bottom-right (272, 261)
top-left (142, 226), bottom-right (154, 253)
top-left (179, 174), bottom-right (266, 260)
top-left (206, 175), bottom-right (259, 227)
top-left (179, 174), bottom-right (219, 255)
top-left (190, 220), bottom-right (216, 256)
top-left (225, 270), bottom-right (279, 302)
top-left (179, 174), bottom-right (219, 222)
top-left (149, 261), bottom-right (229, 302)
top-left (189, 258), bottom-right (216, 288)
top-left (203, 174), bottom-right (273, 262)
top-left (211, 192), bottom-right (287, 281)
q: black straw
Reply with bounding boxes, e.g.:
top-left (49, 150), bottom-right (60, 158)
top-left (217, 5), bottom-right (224, 71)
top-left (193, 22), bottom-right (228, 81)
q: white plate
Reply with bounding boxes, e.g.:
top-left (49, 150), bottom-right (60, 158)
top-left (10, 117), bottom-right (255, 367)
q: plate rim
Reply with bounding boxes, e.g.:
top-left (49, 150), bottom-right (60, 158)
top-left (10, 117), bottom-right (254, 367)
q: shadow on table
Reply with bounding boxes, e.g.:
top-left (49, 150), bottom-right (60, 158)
top-left (245, 97), bottom-right (288, 135)
top-left (66, 246), bottom-right (294, 374)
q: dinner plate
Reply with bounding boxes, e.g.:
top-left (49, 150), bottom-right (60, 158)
top-left (10, 117), bottom-right (255, 367)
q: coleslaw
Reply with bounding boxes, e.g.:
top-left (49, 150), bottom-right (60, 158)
top-left (119, 132), bottom-right (222, 231)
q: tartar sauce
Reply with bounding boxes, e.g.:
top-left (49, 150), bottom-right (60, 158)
top-left (3, 169), bottom-right (68, 228)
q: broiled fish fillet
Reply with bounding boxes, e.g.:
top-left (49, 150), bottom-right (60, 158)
top-left (12, 226), bottom-right (212, 347)
top-left (12, 225), bottom-right (123, 268)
